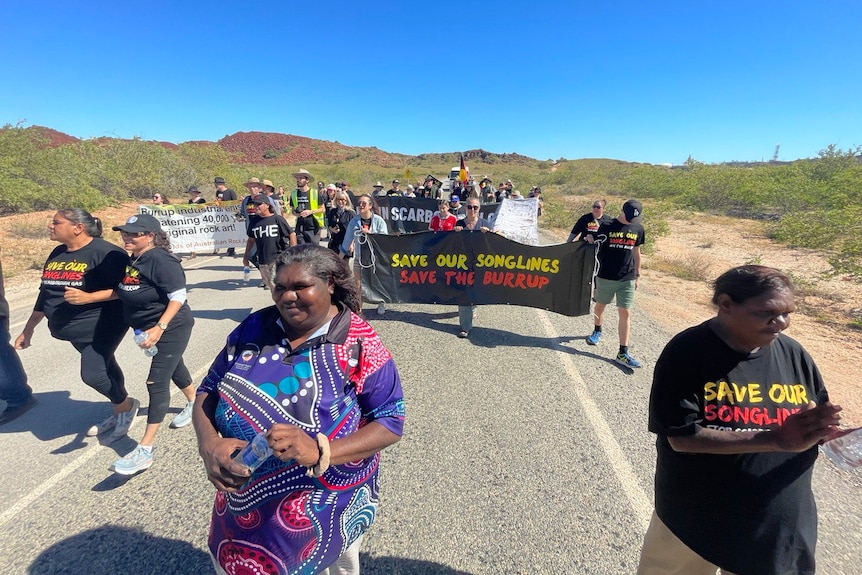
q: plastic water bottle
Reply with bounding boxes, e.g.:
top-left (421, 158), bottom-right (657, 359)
top-left (232, 430), bottom-right (273, 472)
top-left (133, 329), bottom-right (158, 357)
top-left (821, 427), bottom-right (862, 471)
top-left (243, 266), bottom-right (251, 283)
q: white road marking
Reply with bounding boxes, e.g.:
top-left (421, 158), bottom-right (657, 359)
top-left (538, 309), bottom-right (653, 530)
top-left (0, 365), bottom-right (210, 528)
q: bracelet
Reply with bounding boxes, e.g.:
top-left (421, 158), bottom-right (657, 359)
top-left (305, 433), bottom-right (331, 478)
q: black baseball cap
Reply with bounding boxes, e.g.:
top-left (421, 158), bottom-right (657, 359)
top-left (622, 199), bottom-right (643, 222)
top-left (112, 214), bottom-right (162, 234)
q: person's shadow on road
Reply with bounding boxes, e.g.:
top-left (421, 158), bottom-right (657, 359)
top-left (28, 525), bottom-right (212, 575)
top-left (27, 525), bottom-right (477, 575)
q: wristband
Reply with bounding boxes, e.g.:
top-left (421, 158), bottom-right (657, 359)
top-left (305, 433), bottom-right (331, 478)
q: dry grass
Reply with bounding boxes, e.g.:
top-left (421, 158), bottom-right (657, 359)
top-left (648, 252), bottom-right (715, 282)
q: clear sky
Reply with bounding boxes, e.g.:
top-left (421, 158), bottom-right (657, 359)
top-left (1, 1), bottom-right (860, 165)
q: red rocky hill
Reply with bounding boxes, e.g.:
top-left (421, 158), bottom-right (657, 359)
top-left (20, 126), bottom-right (539, 166)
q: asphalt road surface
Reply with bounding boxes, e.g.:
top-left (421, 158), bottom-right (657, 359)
top-left (2, 247), bottom-right (860, 575)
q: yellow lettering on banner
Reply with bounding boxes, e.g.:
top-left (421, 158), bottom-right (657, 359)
top-left (391, 254), bottom-right (428, 268)
top-left (435, 253), bottom-right (468, 270)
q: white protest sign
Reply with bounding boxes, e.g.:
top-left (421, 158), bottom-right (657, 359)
top-left (492, 198), bottom-right (539, 245)
top-left (137, 201), bottom-right (246, 253)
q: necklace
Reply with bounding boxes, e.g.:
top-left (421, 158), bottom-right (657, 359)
top-left (131, 246), bottom-right (153, 267)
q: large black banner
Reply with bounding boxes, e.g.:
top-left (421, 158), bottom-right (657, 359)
top-left (349, 195), bottom-right (499, 234)
top-left (360, 231), bottom-right (595, 316)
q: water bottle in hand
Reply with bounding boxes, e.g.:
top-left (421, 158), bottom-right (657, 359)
top-left (243, 266), bottom-right (251, 283)
top-left (133, 329), bottom-right (158, 357)
top-left (232, 430), bottom-right (273, 473)
top-left (821, 427), bottom-right (862, 471)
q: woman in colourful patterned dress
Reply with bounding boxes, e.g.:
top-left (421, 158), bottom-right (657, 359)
top-left (193, 244), bottom-right (405, 575)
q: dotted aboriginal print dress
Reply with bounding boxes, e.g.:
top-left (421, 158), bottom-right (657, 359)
top-left (199, 306), bottom-right (405, 575)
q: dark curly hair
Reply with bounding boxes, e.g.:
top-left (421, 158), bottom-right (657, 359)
top-left (274, 244), bottom-right (360, 313)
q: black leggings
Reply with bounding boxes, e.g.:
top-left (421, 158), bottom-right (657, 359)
top-left (71, 327), bottom-right (128, 405)
top-left (144, 317), bottom-right (194, 424)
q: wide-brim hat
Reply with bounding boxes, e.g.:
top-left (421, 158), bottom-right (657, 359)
top-left (214, 177), bottom-right (226, 184)
top-left (112, 214), bottom-right (162, 234)
top-left (293, 169), bottom-right (313, 180)
top-left (373, 181), bottom-right (384, 188)
top-left (243, 177), bottom-right (262, 188)
top-left (262, 179), bottom-right (275, 191)
top-left (187, 185), bottom-right (201, 194)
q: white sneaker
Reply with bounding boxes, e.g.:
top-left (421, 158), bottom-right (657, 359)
top-left (377, 302), bottom-right (386, 316)
top-left (109, 397), bottom-right (140, 440)
top-left (170, 401), bottom-right (194, 429)
top-left (110, 445), bottom-right (154, 475)
top-left (87, 414), bottom-right (117, 436)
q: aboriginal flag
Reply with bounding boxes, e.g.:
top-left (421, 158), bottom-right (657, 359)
top-left (459, 153), bottom-right (468, 184)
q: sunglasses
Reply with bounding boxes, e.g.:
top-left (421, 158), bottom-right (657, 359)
top-left (592, 204), bottom-right (603, 209)
top-left (121, 231), bottom-right (148, 238)
top-left (466, 205), bottom-right (480, 210)
top-left (357, 202), bottom-right (371, 207)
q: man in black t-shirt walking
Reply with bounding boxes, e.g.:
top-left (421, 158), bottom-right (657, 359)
top-left (214, 177), bottom-right (238, 256)
top-left (242, 197), bottom-right (296, 290)
top-left (585, 199), bottom-right (645, 368)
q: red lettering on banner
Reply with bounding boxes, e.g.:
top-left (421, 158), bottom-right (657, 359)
top-left (400, 269), bottom-right (437, 284)
top-left (481, 271), bottom-right (550, 291)
top-left (444, 271), bottom-right (475, 286)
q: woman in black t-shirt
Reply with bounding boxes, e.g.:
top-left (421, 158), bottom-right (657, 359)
top-left (15, 209), bottom-right (137, 439)
top-left (109, 213), bottom-right (197, 475)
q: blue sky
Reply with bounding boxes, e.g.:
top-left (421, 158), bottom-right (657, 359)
top-left (1, 1), bottom-right (860, 165)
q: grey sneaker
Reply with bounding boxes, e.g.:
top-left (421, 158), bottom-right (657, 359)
top-left (87, 414), bottom-right (117, 437)
top-left (170, 401), bottom-right (194, 429)
top-left (110, 445), bottom-right (154, 475)
top-left (377, 302), bottom-right (386, 316)
top-left (109, 397), bottom-right (140, 440)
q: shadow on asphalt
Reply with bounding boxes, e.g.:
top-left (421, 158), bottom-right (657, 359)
top-left (192, 306), bottom-right (257, 323)
top-left (360, 555), bottom-right (474, 574)
top-left (27, 526), bottom-right (477, 575)
top-left (372, 309), bottom-right (634, 374)
top-left (28, 525), bottom-right (212, 575)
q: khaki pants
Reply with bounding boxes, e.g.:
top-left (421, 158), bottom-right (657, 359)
top-left (637, 512), bottom-right (737, 575)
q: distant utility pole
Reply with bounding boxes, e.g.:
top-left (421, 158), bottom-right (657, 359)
top-left (771, 144), bottom-right (780, 162)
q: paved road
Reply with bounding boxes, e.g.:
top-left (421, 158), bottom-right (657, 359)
top-left (1, 250), bottom-right (860, 574)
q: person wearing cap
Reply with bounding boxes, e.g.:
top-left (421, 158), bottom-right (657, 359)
top-left (243, 196), bottom-right (296, 291)
top-left (387, 179), bottom-right (402, 197)
top-left (584, 199), bottom-right (646, 368)
top-left (372, 181), bottom-right (386, 197)
top-left (214, 177), bottom-right (237, 203)
top-left (321, 184), bottom-right (338, 241)
top-left (187, 185), bottom-right (206, 205)
top-left (449, 195), bottom-right (466, 220)
top-left (261, 179), bottom-right (284, 215)
top-left (340, 181), bottom-right (351, 195)
top-left (479, 178), bottom-right (497, 204)
top-left (424, 175), bottom-right (440, 199)
top-left (108, 213), bottom-right (198, 474)
top-left (404, 184), bottom-right (416, 198)
top-left (288, 169), bottom-right (325, 245)
top-left (213, 178), bottom-right (238, 256)
top-left (15, 209), bottom-right (136, 440)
